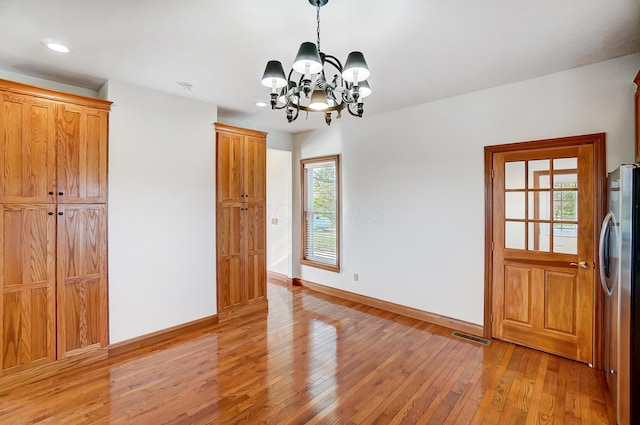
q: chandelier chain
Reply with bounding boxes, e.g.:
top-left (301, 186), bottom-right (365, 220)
top-left (316, 1), bottom-right (321, 52)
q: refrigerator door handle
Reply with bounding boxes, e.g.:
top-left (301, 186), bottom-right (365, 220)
top-left (598, 211), bottom-right (614, 297)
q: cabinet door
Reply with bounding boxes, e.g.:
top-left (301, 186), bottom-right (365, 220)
top-left (244, 135), bottom-right (266, 204)
top-left (56, 204), bottom-right (107, 358)
top-left (245, 203), bottom-right (266, 303)
top-left (217, 203), bottom-right (244, 312)
top-left (57, 104), bottom-right (108, 204)
top-left (0, 204), bottom-right (56, 376)
top-left (0, 92), bottom-right (56, 203)
top-left (217, 131), bottom-right (244, 203)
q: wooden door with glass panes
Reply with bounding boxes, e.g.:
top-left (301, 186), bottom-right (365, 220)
top-left (491, 144), bottom-right (596, 364)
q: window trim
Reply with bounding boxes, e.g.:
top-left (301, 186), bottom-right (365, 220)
top-left (300, 155), bottom-right (341, 272)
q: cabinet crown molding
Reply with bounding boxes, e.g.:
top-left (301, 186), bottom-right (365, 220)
top-left (214, 122), bottom-right (267, 138)
top-left (0, 79), bottom-right (112, 110)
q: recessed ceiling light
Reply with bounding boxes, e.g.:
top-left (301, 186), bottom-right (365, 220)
top-left (255, 101), bottom-right (267, 107)
top-left (42, 39), bottom-right (70, 53)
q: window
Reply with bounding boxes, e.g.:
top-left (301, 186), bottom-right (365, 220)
top-left (301, 155), bottom-right (340, 272)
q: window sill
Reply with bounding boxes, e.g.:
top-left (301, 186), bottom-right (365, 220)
top-left (301, 259), bottom-right (341, 273)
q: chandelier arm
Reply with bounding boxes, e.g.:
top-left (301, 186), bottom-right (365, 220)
top-left (293, 105), bottom-right (301, 122)
top-left (346, 103), bottom-right (363, 117)
top-left (271, 102), bottom-right (289, 110)
top-left (321, 54), bottom-right (343, 73)
top-left (341, 89), bottom-right (354, 104)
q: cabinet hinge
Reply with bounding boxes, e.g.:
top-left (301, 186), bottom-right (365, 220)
top-left (491, 169), bottom-right (494, 179)
top-left (491, 241), bottom-right (494, 251)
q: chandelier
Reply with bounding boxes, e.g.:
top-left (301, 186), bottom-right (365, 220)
top-left (260, 0), bottom-right (371, 125)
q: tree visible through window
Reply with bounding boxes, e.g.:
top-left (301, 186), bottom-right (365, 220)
top-left (301, 155), bottom-right (340, 271)
top-left (553, 181), bottom-right (577, 235)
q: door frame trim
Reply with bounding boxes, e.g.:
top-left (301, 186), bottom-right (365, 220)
top-left (484, 133), bottom-right (606, 368)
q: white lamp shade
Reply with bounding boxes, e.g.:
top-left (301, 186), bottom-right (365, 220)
top-left (358, 80), bottom-right (372, 98)
top-left (261, 61), bottom-right (287, 88)
top-left (309, 89), bottom-right (329, 110)
top-left (292, 42), bottom-right (323, 75)
top-left (342, 51), bottom-right (370, 83)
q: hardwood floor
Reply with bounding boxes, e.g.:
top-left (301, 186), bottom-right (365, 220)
top-left (0, 280), bottom-right (614, 424)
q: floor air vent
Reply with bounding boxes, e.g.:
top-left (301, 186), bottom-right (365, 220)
top-left (451, 331), bottom-right (491, 346)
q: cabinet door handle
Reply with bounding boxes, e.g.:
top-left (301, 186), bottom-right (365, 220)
top-left (48, 212), bottom-right (54, 216)
top-left (58, 192), bottom-right (64, 196)
top-left (49, 191), bottom-right (54, 195)
top-left (58, 212), bottom-right (64, 216)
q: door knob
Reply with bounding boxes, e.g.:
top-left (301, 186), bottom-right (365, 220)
top-left (570, 261), bottom-right (589, 269)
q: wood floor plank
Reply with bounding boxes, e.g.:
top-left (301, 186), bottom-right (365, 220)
top-left (0, 280), bottom-right (615, 424)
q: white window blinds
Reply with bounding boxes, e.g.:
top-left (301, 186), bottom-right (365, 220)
top-left (302, 157), bottom-right (340, 270)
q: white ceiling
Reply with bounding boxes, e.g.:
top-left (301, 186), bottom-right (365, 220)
top-left (0, 0), bottom-right (639, 133)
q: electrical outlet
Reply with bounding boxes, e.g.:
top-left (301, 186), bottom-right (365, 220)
top-left (353, 273), bottom-right (359, 282)
top-left (271, 218), bottom-right (278, 225)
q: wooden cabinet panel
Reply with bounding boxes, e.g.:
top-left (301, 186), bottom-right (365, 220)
top-left (217, 131), bottom-right (244, 203)
top-left (57, 104), bottom-right (108, 203)
top-left (244, 136), bottom-right (266, 204)
top-left (217, 204), bottom-right (244, 310)
top-left (0, 93), bottom-right (56, 203)
top-left (0, 204), bottom-right (56, 376)
top-left (246, 204), bottom-right (266, 302)
top-left (56, 204), bottom-right (107, 358)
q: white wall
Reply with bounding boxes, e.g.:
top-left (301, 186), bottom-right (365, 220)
top-left (265, 129), bottom-right (295, 151)
top-left (267, 149), bottom-right (293, 277)
top-left (105, 80), bottom-right (218, 343)
top-left (293, 53), bottom-right (640, 326)
top-left (0, 68), bottom-right (99, 98)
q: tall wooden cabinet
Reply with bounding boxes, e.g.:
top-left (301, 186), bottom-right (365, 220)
top-left (0, 80), bottom-right (110, 377)
top-left (215, 123), bottom-right (267, 320)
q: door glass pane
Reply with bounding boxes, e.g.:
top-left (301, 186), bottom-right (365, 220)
top-left (553, 190), bottom-right (578, 221)
top-left (554, 224), bottom-right (578, 254)
top-left (553, 157), bottom-right (577, 172)
top-left (528, 222), bottom-right (550, 252)
top-left (505, 192), bottom-right (525, 219)
top-left (529, 191), bottom-right (550, 220)
top-left (505, 221), bottom-right (525, 249)
top-left (505, 161), bottom-right (525, 189)
top-left (528, 160), bottom-right (550, 189)
top-left (553, 172), bottom-right (577, 188)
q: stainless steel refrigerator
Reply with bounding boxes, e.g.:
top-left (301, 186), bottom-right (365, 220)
top-left (599, 164), bottom-right (640, 425)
